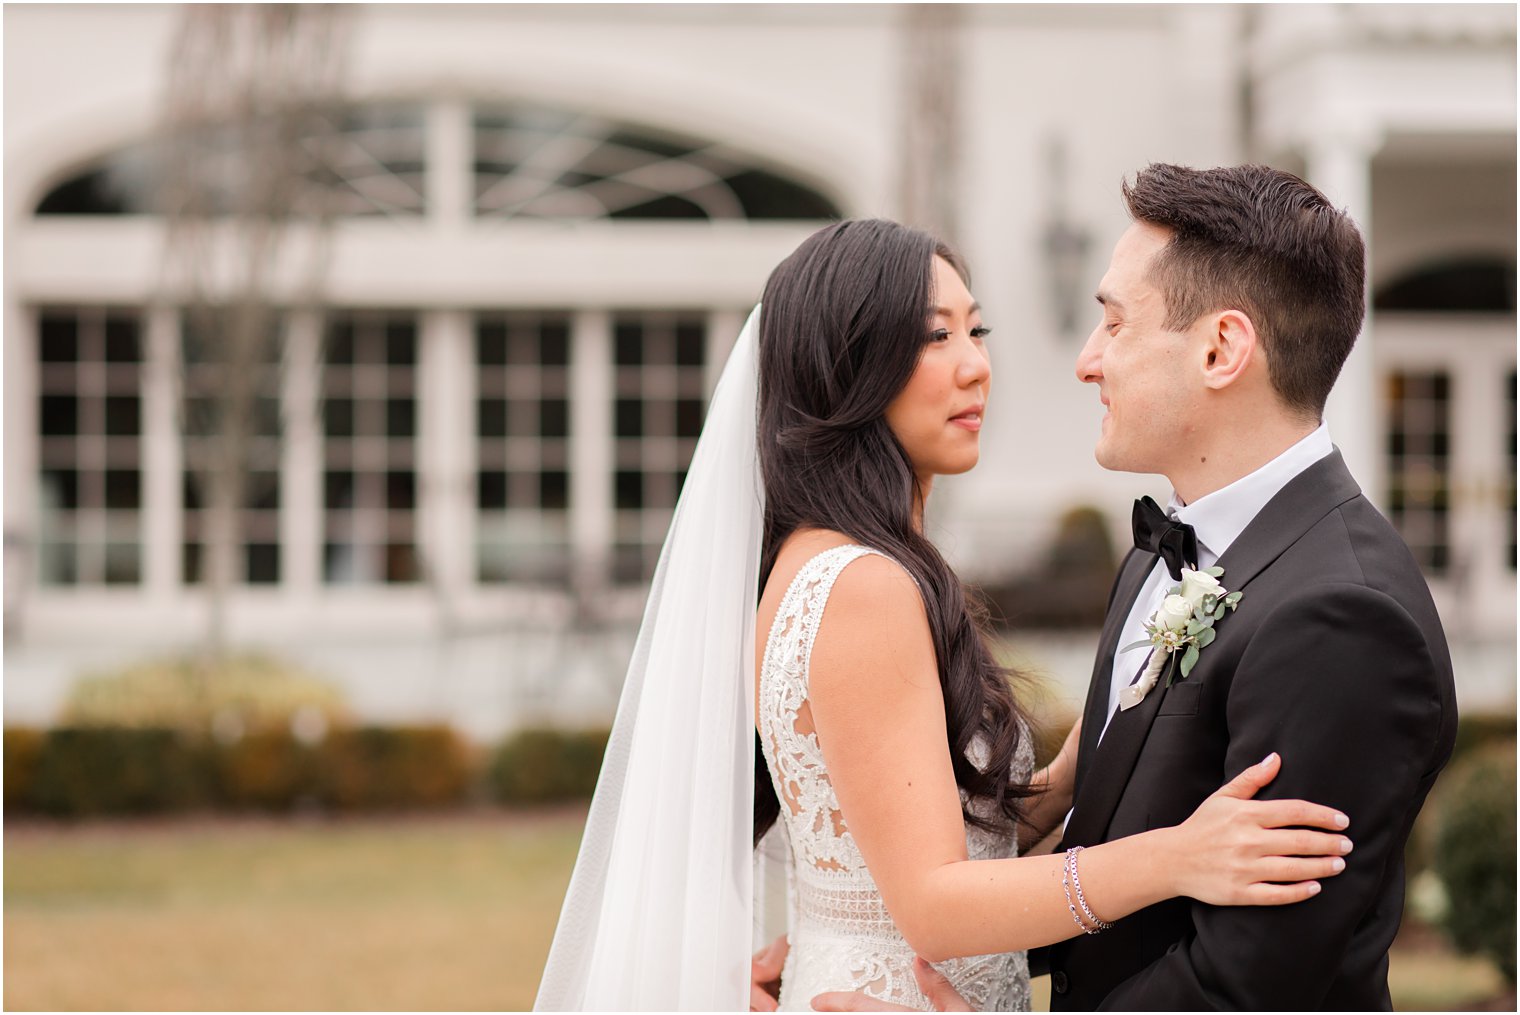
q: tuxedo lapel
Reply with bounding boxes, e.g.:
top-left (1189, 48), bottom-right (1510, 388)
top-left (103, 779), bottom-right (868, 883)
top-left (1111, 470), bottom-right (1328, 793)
top-left (1063, 645), bottom-right (1171, 847)
top-left (1209, 449), bottom-right (1362, 593)
top-left (1064, 449), bottom-right (1364, 847)
top-left (1073, 548), bottom-right (1154, 798)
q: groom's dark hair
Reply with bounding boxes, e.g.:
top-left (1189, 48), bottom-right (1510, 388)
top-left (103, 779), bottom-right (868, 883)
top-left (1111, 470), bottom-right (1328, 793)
top-left (1123, 163), bottom-right (1366, 420)
top-left (752, 218), bottom-right (1037, 847)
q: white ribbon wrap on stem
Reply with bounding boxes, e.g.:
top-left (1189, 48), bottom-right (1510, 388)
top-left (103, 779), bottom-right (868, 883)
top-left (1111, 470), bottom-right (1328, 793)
top-left (1118, 647), bottom-right (1169, 712)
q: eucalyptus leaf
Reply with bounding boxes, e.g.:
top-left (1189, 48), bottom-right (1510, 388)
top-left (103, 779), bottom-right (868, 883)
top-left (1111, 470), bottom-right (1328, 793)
top-left (1196, 626), bottom-right (1216, 648)
top-left (1180, 643), bottom-right (1201, 677)
top-left (1205, 566), bottom-right (1225, 578)
top-left (1212, 604), bottom-right (1226, 621)
top-left (1224, 591), bottom-right (1243, 604)
top-left (1187, 619), bottom-right (1206, 637)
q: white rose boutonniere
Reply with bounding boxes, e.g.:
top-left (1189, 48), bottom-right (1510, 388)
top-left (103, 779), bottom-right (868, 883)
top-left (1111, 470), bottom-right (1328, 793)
top-left (1177, 569), bottom-right (1223, 609)
top-left (1117, 566), bottom-right (1243, 712)
top-left (1156, 595), bottom-right (1194, 634)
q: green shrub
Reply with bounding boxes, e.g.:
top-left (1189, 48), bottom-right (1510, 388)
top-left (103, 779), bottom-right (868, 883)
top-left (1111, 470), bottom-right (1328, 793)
top-left (1451, 712), bottom-right (1518, 763)
top-left (213, 728), bottom-right (325, 811)
top-left (979, 505), bottom-right (1118, 630)
top-left (318, 725), bottom-right (472, 811)
top-left (61, 652), bottom-right (348, 736)
top-left (4, 727), bottom-right (45, 811)
top-left (1433, 740), bottom-right (1516, 983)
top-left (28, 726), bottom-right (212, 817)
top-left (1409, 712), bottom-right (1518, 878)
top-left (490, 728), bottom-right (610, 804)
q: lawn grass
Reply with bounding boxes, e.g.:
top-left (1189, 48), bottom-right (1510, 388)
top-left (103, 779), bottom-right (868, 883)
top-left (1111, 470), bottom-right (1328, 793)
top-left (5, 809), bottom-right (1509, 1011)
top-left (5, 808), bottom-right (585, 1011)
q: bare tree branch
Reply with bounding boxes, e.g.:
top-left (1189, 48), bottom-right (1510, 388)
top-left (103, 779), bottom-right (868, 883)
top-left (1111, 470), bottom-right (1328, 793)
top-left (157, 5), bottom-right (348, 673)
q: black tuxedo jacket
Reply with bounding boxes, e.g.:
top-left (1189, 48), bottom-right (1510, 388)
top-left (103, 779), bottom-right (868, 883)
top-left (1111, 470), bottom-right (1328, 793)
top-left (1043, 449), bottom-right (1457, 1011)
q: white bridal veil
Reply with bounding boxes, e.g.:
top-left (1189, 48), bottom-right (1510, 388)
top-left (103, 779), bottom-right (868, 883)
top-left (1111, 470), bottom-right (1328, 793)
top-left (534, 306), bottom-right (767, 1011)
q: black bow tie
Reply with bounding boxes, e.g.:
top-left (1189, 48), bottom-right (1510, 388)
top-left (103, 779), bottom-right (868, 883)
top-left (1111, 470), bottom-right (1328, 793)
top-left (1132, 495), bottom-right (1198, 582)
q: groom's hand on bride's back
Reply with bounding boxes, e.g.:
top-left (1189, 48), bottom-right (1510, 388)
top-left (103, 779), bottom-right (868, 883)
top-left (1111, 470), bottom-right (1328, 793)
top-left (751, 935), bottom-right (788, 1011)
top-left (811, 957), bottom-right (973, 1012)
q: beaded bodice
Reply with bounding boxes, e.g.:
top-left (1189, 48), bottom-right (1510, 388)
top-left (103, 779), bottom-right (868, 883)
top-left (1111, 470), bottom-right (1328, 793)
top-left (757, 544), bottom-right (1031, 1012)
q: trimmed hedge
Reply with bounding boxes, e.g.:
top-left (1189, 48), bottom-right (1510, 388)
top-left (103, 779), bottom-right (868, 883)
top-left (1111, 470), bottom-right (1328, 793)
top-left (1, 722), bottom-right (706, 814)
top-left (1433, 740), bottom-right (1516, 983)
top-left (27, 726), bottom-right (213, 817)
top-left (319, 725), bottom-right (473, 811)
top-left (5, 723), bottom-right (478, 816)
top-left (490, 728), bottom-right (610, 804)
top-left (214, 728), bottom-right (325, 811)
top-left (4, 727), bottom-right (44, 810)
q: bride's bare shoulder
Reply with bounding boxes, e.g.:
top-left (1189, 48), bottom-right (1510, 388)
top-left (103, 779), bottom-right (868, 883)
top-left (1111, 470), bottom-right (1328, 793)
top-left (760, 529), bottom-right (862, 624)
top-left (764, 529), bottom-right (920, 624)
top-left (811, 550), bottom-right (931, 696)
top-left (756, 529), bottom-right (929, 695)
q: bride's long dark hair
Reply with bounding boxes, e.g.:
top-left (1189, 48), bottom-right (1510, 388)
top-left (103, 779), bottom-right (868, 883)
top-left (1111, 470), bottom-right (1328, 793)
top-left (753, 218), bottom-right (1036, 846)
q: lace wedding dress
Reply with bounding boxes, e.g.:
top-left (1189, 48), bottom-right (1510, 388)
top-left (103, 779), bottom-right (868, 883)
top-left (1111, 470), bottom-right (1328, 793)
top-left (757, 544), bottom-right (1032, 1012)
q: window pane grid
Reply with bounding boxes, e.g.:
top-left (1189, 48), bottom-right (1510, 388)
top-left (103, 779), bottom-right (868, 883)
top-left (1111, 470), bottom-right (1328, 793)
top-left (611, 312), bottom-right (706, 585)
top-left (36, 307), bottom-right (144, 585)
top-left (181, 319), bottom-right (283, 585)
top-left (322, 311), bottom-right (420, 584)
top-left (476, 312), bottom-right (573, 585)
top-left (1386, 371), bottom-right (1453, 576)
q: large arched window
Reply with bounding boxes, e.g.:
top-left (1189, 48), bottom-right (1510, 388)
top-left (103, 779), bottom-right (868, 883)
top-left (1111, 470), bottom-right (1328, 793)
top-left (35, 106), bottom-right (429, 218)
top-left (23, 99), bottom-right (839, 596)
top-left (1374, 256), bottom-right (1516, 313)
top-left (472, 107), bottom-right (841, 220)
top-left (35, 102), bottom-right (842, 223)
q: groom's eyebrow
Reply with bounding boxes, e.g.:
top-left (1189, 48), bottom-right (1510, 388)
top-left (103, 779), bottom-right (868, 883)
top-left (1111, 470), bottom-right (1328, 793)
top-left (1095, 290), bottom-right (1123, 312)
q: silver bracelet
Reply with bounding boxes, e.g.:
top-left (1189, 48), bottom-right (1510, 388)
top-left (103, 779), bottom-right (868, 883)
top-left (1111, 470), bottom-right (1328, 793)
top-left (1061, 847), bottom-right (1095, 934)
top-left (1067, 846), bottom-right (1114, 932)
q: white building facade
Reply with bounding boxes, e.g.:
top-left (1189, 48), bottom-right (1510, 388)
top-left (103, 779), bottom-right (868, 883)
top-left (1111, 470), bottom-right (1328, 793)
top-left (5, 4), bottom-right (1514, 738)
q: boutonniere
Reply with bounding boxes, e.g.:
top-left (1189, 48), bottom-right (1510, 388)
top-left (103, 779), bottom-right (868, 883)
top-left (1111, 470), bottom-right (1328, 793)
top-left (1118, 567), bottom-right (1243, 711)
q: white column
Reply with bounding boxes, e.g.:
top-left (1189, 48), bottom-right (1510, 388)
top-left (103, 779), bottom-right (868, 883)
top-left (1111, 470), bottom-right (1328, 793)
top-left (1450, 339), bottom-right (1508, 634)
top-left (426, 99), bottom-right (472, 229)
top-left (1306, 130), bottom-right (1383, 508)
top-left (281, 310), bottom-right (322, 598)
top-left (5, 300), bottom-right (38, 626)
top-left (143, 305), bottom-right (182, 598)
top-left (570, 310), bottom-right (613, 596)
top-left (419, 101), bottom-right (475, 606)
top-left (419, 309), bottom-right (474, 600)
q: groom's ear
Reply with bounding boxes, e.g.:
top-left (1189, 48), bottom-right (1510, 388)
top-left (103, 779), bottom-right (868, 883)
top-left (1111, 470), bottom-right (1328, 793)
top-left (1200, 309), bottom-right (1258, 392)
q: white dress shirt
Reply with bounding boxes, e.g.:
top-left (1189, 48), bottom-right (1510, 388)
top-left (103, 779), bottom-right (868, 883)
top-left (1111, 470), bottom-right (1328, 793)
top-left (1095, 422), bottom-right (1335, 746)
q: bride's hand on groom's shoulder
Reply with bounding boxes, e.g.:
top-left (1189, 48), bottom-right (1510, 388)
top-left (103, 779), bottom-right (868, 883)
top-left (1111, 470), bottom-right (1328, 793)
top-left (811, 957), bottom-right (973, 1012)
top-left (751, 935), bottom-right (788, 1012)
top-left (1169, 751), bottom-right (1354, 907)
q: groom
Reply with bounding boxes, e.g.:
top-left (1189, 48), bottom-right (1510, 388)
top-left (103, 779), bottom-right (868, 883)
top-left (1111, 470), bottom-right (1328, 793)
top-left (795, 163), bottom-right (1457, 1010)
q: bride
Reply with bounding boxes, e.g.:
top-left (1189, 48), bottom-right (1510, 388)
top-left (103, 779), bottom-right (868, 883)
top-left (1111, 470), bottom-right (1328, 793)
top-left (534, 220), bottom-right (1351, 1012)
